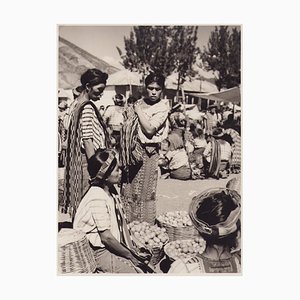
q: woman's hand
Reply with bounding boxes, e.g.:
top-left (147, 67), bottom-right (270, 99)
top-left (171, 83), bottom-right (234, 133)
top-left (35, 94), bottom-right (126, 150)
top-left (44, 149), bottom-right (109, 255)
top-left (128, 254), bottom-right (149, 270)
top-left (133, 102), bottom-right (142, 114)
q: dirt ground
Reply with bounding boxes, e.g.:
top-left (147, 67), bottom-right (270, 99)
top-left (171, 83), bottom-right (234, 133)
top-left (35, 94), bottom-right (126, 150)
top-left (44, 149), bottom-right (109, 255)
top-left (58, 171), bottom-right (240, 223)
top-left (156, 173), bottom-right (240, 216)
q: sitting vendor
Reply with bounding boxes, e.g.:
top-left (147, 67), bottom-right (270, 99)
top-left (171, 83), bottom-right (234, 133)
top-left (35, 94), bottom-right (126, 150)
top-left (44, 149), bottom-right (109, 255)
top-left (160, 134), bottom-right (191, 180)
top-left (73, 148), bottom-right (151, 273)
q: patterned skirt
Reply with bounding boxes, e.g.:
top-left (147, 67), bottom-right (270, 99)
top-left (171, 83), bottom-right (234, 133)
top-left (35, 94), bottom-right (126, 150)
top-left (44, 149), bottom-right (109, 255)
top-left (121, 145), bottom-right (159, 225)
top-left (225, 129), bottom-right (241, 167)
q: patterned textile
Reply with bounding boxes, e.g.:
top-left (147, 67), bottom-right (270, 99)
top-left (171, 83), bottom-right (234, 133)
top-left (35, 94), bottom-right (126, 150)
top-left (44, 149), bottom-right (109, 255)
top-left (61, 94), bottom-right (110, 219)
top-left (208, 138), bottom-right (221, 177)
top-left (225, 128), bottom-right (241, 167)
top-left (119, 105), bottom-right (143, 168)
top-left (110, 186), bottom-right (135, 250)
top-left (121, 144), bottom-right (159, 225)
top-left (168, 253), bottom-right (241, 273)
top-left (120, 98), bottom-right (169, 225)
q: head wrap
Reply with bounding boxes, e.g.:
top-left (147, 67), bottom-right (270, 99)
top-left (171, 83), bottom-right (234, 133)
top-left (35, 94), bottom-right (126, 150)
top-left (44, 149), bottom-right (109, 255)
top-left (90, 149), bottom-right (117, 182)
top-left (189, 188), bottom-right (241, 238)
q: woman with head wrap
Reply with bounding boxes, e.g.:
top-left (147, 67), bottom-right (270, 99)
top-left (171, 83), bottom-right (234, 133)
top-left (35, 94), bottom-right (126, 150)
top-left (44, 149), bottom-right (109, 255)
top-left (61, 68), bottom-right (111, 219)
top-left (169, 187), bottom-right (241, 273)
top-left (73, 149), bottom-right (151, 273)
top-left (120, 72), bottom-right (170, 224)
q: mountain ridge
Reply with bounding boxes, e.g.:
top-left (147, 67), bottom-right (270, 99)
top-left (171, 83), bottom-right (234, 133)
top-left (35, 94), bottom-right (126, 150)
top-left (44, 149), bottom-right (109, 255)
top-left (58, 36), bottom-right (119, 89)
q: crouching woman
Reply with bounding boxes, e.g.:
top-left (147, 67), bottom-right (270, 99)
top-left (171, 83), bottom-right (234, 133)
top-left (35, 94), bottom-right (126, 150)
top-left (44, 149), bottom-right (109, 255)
top-left (169, 188), bottom-right (241, 274)
top-left (73, 148), bottom-right (150, 273)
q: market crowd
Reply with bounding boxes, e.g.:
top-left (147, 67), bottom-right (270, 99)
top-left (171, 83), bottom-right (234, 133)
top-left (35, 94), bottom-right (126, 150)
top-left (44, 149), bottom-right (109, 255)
top-left (58, 68), bottom-right (241, 274)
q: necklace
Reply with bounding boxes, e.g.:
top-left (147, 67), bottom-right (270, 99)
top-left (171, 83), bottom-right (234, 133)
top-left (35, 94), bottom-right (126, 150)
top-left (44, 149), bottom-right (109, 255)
top-left (203, 245), bottom-right (231, 261)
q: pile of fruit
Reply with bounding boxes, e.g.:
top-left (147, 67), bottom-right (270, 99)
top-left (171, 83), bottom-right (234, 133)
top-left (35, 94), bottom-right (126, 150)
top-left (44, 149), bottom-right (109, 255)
top-left (157, 211), bottom-right (193, 227)
top-left (128, 221), bottom-right (169, 249)
top-left (165, 238), bottom-right (206, 260)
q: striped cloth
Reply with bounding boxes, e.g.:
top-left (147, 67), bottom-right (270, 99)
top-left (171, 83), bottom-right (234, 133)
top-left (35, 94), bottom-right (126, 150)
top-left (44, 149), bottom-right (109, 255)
top-left (80, 104), bottom-right (107, 150)
top-left (73, 186), bottom-right (120, 247)
top-left (120, 105), bottom-right (143, 168)
top-left (73, 186), bottom-right (134, 250)
top-left (110, 186), bottom-right (135, 250)
top-left (208, 138), bottom-right (221, 177)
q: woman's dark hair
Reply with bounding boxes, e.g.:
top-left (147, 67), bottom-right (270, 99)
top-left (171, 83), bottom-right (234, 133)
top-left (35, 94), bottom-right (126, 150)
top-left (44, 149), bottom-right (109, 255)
top-left (196, 191), bottom-right (237, 225)
top-left (145, 72), bottom-right (165, 89)
top-left (195, 191), bottom-right (239, 247)
top-left (80, 68), bottom-right (108, 88)
top-left (88, 149), bottom-right (117, 187)
top-left (127, 96), bottom-right (137, 105)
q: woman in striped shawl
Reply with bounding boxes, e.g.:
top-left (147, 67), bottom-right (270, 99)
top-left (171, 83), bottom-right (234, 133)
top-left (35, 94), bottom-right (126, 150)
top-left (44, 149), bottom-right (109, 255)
top-left (73, 149), bottom-right (151, 273)
top-left (120, 73), bottom-right (169, 225)
top-left (61, 69), bottom-right (110, 219)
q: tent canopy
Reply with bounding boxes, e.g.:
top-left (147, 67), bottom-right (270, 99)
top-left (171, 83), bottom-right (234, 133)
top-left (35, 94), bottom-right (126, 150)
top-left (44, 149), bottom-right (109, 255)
top-left (189, 86), bottom-right (241, 104)
top-left (106, 69), bottom-right (143, 86)
top-left (165, 73), bottom-right (218, 93)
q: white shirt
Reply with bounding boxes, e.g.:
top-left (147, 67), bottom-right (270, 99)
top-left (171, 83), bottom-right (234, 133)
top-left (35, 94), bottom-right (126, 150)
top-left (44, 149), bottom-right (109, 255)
top-left (137, 99), bottom-right (170, 144)
top-left (73, 187), bottom-right (120, 248)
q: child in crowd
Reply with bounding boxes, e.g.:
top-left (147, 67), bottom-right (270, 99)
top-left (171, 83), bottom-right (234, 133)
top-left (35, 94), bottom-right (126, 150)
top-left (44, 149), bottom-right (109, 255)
top-left (159, 135), bottom-right (191, 180)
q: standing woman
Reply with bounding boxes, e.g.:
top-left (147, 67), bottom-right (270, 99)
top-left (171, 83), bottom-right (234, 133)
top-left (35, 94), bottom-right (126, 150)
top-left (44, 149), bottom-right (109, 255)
top-left (120, 73), bottom-right (170, 224)
top-left (61, 68), bottom-right (110, 218)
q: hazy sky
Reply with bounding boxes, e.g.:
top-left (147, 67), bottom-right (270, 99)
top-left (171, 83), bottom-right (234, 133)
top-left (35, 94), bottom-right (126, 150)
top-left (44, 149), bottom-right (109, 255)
top-left (59, 25), bottom-right (229, 63)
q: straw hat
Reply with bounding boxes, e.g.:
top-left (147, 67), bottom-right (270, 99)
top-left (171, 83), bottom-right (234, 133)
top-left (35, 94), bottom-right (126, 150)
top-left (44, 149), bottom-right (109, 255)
top-left (212, 127), bottom-right (225, 138)
top-left (207, 104), bottom-right (217, 110)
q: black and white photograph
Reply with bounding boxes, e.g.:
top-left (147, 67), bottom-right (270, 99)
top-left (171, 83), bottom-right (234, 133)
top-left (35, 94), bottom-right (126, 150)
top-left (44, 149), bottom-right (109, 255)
top-left (57, 25), bottom-right (242, 275)
top-left (3, 0), bottom-right (300, 298)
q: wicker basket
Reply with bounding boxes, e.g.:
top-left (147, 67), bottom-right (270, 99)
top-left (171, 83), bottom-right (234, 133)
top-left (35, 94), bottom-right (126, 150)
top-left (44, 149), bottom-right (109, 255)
top-left (129, 222), bottom-right (169, 265)
top-left (164, 238), bottom-right (206, 263)
top-left (156, 211), bottom-right (201, 241)
top-left (58, 229), bottom-right (97, 274)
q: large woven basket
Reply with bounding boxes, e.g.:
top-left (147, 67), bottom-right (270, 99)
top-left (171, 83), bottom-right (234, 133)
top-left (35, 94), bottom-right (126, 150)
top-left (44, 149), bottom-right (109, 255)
top-left (58, 229), bottom-right (97, 274)
top-left (131, 235), bottom-right (167, 265)
top-left (129, 222), bottom-right (169, 265)
top-left (156, 212), bottom-right (200, 242)
top-left (164, 238), bottom-right (206, 263)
